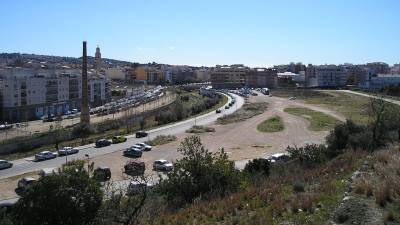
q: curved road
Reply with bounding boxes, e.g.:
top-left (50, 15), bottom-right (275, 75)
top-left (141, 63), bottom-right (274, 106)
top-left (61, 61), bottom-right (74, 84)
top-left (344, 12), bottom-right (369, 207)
top-left (0, 93), bottom-right (244, 180)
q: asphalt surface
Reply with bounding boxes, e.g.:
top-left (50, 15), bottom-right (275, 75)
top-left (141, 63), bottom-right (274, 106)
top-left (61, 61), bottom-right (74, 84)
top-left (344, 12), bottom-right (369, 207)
top-left (0, 93), bottom-right (244, 181)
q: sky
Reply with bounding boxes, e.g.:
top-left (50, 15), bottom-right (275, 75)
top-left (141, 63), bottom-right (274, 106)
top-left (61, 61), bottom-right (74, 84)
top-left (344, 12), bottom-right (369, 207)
top-left (0, 0), bottom-right (399, 67)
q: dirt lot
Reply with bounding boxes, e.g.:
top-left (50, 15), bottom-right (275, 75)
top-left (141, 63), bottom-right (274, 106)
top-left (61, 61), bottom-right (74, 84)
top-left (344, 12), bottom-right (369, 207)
top-left (0, 93), bottom-right (347, 200)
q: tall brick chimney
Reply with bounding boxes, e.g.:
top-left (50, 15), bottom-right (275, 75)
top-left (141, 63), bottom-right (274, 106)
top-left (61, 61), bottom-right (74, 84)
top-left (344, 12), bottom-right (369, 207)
top-left (80, 41), bottom-right (90, 125)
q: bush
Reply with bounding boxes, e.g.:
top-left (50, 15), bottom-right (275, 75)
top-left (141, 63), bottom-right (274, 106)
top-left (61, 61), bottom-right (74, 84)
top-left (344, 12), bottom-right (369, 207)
top-left (326, 120), bottom-right (373, 157)
top-left (157, 136), bottom-right (241, 205)
top-left (186, 125), bottom-right (215, 133)
top-left (243, 158), bottom-right (271, 176)
top-left (293, 181), bottom-right (305, 193)
top-left (145, 135), bottom-right (177, 146)
top-left (286, 144), bottom-right (327, 166)
top-left (12, 161), bottom-right (103, 225)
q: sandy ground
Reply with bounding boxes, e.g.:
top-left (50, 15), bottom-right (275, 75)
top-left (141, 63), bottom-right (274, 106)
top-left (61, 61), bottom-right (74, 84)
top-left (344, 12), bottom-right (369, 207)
top-left (0, 94), bottom-right (347, 200)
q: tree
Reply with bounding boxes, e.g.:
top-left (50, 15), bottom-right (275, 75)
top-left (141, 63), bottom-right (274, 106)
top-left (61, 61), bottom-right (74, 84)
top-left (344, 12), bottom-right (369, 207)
top-left (157, 136), bottom-right (241, 205)
top-left (244, 158), bottom-right (271, 176)
top-left (72, 123), bottom-right (92, 144)
top-left (12, 160), bottom-right (103, 225)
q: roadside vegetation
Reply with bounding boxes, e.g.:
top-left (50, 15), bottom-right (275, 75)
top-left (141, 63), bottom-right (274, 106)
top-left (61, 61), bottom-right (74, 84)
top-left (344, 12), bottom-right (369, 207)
top-left (217, 102), bottom-right (268, 125)
top-left (185, 125), bottom-right (215, 133)
top-left (144, 135), bottom-right (176, 146)
top-left (0, 89), bottom-right (227, 160)
top-left (284, 107), bottom-right (340, 131)
top-left (257, 116), bottom-right (284, 132)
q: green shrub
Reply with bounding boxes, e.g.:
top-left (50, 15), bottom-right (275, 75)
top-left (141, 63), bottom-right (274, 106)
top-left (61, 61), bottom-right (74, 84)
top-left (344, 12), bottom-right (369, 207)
top-left (157, 136), bottom-right (241, 205)
top-left (286, 144), bottom-right (327, 166)
top-left (243, 158), bottom-right (271, 176)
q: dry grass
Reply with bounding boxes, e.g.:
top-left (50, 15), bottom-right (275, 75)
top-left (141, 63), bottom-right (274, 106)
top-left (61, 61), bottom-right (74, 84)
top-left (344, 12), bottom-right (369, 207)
top-left (354, 178), bottom-right (374, 197)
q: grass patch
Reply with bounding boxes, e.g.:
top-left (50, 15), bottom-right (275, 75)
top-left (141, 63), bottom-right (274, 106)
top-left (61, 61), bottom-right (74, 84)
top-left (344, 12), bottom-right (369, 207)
top-left (217, 102), bottom-right (268, 125)
top-left (145, 135), bottom-right (177, 146)
top-left (186, 125), bottom-right (215, 133)
top-left (257, 116), bottom-right (284, 133)
top-left (272, 89), bottom-right (371, 125)
top-left (284, 107), bottom-right (340, 131)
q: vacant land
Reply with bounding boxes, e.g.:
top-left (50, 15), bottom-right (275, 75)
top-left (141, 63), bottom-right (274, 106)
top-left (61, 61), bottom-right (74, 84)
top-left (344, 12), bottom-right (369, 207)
top-left (284, 107), bottom-right (340, 131)
top-left (186, 125), bottom-right (215, 133)
top-left (273, 89), bottom-right (370, 124)
top-left (145, 135), bottom-right (177, 146)
top-left (257, 116), bottom-right (284, 133)
top-left (217, 102), bottom-right (268, 125)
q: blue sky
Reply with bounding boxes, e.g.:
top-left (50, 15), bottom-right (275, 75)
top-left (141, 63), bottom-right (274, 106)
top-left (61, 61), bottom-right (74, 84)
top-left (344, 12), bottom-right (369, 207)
top-left (0, 0), bottom-right (399, 67)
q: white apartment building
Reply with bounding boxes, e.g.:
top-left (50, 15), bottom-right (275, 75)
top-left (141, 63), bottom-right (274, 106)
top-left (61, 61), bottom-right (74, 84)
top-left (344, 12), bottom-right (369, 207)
top-left (359, 74), bottom-right (400, 90)
top-left (305, 65), bottom-right (348, 87)
top-left (0, 67), bottom-right (111, 122)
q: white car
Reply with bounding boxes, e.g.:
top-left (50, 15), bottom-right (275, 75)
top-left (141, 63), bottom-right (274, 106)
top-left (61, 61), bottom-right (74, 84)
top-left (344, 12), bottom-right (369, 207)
top-left (39, 168), bottom-right (58, 177)
top-left (131, 144), bottom-right (145, 151)
top-left (58, 147), bottom-right (79, 156)
top-left (136, 143), bottom-right (152, 151)
top-left (266, 153), bottom-right (290, 163)
top-left (35, 151), bottom-right (57, 161)
top-left (153, 159), bottom-right (173, 171)
top-left (0, 160), bottom-right (13, 170)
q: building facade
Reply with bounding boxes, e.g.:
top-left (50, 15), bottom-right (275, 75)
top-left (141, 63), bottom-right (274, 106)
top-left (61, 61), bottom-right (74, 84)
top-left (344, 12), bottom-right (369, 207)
top-left (211, 64), bottom-right (249, 89)
top-left (0, 67), bottom-right (111, 122)
top-left (246, 68), bottom-right (278, 88)
top-left (305, 65), bottom-right (348, 88)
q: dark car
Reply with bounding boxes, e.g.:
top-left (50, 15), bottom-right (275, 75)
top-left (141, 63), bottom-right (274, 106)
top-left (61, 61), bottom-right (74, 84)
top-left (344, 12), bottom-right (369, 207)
top-left (216, 109), bottom-right (222, 113)
top-left (135, 131), bottom-right (148, 138)
top-left (123, 147), bottom-right (143, 158)
top-left (95, 139), bottom-right (112, 148)
top-left (225, 105), bottom-right (230, 109)
top-left (124, 161), bottom-right (145, 176)
top-left (93, 167), bottom-right (111, 182)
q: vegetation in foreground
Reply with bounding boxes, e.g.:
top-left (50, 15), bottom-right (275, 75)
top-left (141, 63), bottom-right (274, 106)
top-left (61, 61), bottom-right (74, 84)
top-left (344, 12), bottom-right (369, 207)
top-left (284, 107), bottom-right (340, 131)
top-left (257, 116), bottom-right (284, 133)
top-left (217, 102), bottom-right (268, 125)
top-left (2, 98), bottom-right (400, 225)
top-left (144, 135), bottom-right (177, 146)
top-left (185, 125), bottom-right (216, 133)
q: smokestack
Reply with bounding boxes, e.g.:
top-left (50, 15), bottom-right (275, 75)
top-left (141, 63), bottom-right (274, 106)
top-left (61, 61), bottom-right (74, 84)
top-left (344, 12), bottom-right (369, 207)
top-left (80, 41), bottom-right (90, 125)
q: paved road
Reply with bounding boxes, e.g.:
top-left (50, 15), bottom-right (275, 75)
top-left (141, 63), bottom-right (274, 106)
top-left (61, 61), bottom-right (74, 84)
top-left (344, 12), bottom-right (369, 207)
top-left (0, 93), bottom-right (244, 180)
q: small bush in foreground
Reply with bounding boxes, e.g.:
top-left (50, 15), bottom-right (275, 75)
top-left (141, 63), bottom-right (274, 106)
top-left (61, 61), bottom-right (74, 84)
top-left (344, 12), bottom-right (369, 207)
top-left (244, 158), bottom-right (271, 176)
top-left (286, 144), bottom-right (327, 166)
top-left (145, 135), bottom-right (177, 146)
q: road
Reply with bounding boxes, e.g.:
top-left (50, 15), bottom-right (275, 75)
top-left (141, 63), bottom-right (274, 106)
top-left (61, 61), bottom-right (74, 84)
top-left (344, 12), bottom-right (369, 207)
top-left (0, 93), bottom-right (243, 180)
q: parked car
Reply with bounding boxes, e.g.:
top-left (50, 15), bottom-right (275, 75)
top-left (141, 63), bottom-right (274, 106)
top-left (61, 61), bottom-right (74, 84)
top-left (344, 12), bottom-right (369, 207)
top-left (135, 131), bottom-right (148, 138)
top-left (127, 181), bottom-right (154, 195)
top-left (0, 160), bottom-right (13, 170)
top-left (153, 159), bottom-right (173, 171)
top-left (17, 177), bottom-right (37, 192)
top-left (289, 96), bottom-right (296, 100)
top-left (58, 147), bottom-right (79, 156)
top-left (225, 105), bottom-right (230, 109)
top-left (216, 109), bottom-right (222, 113)
top-left (123, 147), bottom-right (143, 158)
top-left (112, 135), bottom-right (127, 144)
top-left (35, 151), bottom-right (57, 161)
top-left (136, 143), bottom-right (152, 151)
top-left (38, 168), bottom-right (58, 177)
top-left (130, 144), bottom-right (145, 151)
top-left (124, 161), bottom-right (145, 176)
top-left (93, 167), bottom-right (111, 182)
top-left (42, 117), bottom-right (55, 122)
top-left (266, 153), bottom-right (290, 163)
top-left (95, 139), bottom-right (112, 148)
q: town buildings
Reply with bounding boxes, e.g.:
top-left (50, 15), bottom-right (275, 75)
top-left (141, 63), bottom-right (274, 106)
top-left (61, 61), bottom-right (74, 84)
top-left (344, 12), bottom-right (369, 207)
top-left (0, 67), bottom-right (110, 122)
top-left (305, 65), bottom-right (348, 88)
top-left (211, 65), bottom-right (277, 89)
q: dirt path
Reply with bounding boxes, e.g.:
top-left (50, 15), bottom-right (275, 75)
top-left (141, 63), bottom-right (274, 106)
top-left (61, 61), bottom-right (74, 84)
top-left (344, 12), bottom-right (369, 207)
top-left (0, 94), bottom-right (346, 199)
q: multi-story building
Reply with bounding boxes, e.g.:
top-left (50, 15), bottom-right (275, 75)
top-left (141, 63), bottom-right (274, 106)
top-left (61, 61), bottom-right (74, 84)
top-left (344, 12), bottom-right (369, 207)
top-left (359, 74), bottom-right (400, 90)
top-left (305, 65), bottom-right (348, 88)
top-left (0, 67), bottom-right (111, 122)
top-left (194, 68), bottom-right (211, 82)
top-left (211, 64), bottom-right (249, 89)
top-left (134, 66), bottom-right (164, 84)
top-left (246, 68), bottom-right (278, 88)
